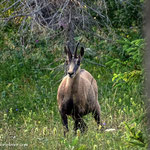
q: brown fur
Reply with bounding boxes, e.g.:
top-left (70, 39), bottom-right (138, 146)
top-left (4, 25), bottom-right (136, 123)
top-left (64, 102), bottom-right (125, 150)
top-left (57, 46), bottom-right (101, 135)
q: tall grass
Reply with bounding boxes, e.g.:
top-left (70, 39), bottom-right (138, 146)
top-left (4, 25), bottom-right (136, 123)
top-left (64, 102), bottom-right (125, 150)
top-left (0, 25), bottom-right (148, 149)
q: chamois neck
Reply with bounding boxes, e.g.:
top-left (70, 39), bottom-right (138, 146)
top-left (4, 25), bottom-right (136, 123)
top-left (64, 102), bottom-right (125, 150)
top-left (66, 70), bottom-right (80, 88)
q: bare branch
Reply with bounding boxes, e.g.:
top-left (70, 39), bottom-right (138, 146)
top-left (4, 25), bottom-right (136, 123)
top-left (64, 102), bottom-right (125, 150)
top-left (84, 58), bottom-right (106, 67)
top-left (2, 0), bottom-right (21, 13)
top-left (0, 13), bottom-right (30, 21)
top-left (0, 0), bottom-right (114, 58)
top-left (0, 0), bottom-right (9, 5)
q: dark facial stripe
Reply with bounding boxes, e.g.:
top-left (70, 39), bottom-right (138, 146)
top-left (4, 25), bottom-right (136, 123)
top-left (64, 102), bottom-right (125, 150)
top-left (73, 64), bottom-right (80, 73)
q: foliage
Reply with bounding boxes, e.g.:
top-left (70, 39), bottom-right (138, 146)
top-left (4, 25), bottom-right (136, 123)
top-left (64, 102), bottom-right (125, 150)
top-left (0, 21), bottom-right (148, 149)
top-left (0, 0), bottom-right (148, 149)
top-left (105, 0), bottom-right (144, 28)
top-left (110, 38), bottom-right (144, 87)
top-left (123, 123), bottom-right (147, 148)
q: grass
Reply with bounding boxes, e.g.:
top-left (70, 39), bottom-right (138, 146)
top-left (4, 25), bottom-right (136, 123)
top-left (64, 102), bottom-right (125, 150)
top-left (0, 25), bottom-right (148, 149)
top-left (0, 98), bottom-right (146, 150)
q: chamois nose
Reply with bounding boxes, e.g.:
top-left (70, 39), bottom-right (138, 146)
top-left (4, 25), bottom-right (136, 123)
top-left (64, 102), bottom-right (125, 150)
top-left (68, 72), bottom-right (74, 78)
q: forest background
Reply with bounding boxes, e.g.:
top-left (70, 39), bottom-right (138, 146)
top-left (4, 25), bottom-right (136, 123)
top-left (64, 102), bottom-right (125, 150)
top-left (0, 0), bottom-right (149, 149)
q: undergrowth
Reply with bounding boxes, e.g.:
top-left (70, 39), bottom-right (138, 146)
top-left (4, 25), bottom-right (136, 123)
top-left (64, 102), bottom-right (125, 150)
top-left (0, 24), bottom-right (148, 149)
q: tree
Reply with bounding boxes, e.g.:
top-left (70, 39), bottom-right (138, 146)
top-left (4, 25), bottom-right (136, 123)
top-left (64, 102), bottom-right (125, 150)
top-left (0, 0), bottom-right (111, 53)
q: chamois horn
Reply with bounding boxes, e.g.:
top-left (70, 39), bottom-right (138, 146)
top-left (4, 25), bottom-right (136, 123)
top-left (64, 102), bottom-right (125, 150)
top-left (74, 42), bottom-right (80, 58)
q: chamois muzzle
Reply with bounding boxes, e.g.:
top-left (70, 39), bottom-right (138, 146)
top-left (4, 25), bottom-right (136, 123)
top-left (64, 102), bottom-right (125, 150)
top-left (68, 72), bottom-right (74, 78)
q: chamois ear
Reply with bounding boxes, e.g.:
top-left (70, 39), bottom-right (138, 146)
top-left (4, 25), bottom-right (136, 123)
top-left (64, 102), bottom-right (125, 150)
top-left (80, 47), bottom-right (84, 57)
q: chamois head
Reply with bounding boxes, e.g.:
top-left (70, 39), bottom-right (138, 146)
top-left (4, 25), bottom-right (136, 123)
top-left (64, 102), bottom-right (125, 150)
top-left (64, 43), bottom-right (84, 78)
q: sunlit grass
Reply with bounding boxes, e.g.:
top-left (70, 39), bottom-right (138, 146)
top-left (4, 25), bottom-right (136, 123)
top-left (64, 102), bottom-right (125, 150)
top-left (0, 26), bottom-right (148, 149)
top-left (0, 94), bottom-right (147, 149)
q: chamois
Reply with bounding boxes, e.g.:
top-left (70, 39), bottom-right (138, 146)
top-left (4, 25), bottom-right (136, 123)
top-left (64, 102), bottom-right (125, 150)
top-left (57, 44), bottom-right (101, 135)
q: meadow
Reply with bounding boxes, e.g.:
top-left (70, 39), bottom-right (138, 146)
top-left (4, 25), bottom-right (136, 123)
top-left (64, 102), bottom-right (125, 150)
top-left (0, 23), bottom-right (148, 150)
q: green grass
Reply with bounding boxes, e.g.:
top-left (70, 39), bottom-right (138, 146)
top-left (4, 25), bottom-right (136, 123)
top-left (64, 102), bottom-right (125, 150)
top-left (0, 25), bottom-right (148, 150)
top-left (0, 98), bottom-right (146, 150)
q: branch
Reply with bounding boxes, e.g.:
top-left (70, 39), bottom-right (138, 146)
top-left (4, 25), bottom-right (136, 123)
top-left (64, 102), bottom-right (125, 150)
top-left (0, 13), bottom-right (31, 21)
top-left (0, 0), bottom-right (9, 5)
top-left (83, 3), bottom-right (105, 18)
top-left (84, 58), bottom-right (106, 67)
top-left (2, 0), bottom-right (21, 13)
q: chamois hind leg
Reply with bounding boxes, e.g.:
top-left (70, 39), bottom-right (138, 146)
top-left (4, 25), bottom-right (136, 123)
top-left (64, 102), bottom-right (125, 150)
top-left (60, 111), bottom-right (69, 136)
top-left (73, 117), bottom-right (87, 134)
top-left (92, 105), bottom-right (102, 128)
top-left (73, 119), bottom-right (79, 132)
top-left (79, 118), bottom-right (87, 133)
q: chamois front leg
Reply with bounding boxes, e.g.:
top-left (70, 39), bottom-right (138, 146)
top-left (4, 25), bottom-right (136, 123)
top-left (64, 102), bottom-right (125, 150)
top-left (60, 110), bottom-right (69, 136)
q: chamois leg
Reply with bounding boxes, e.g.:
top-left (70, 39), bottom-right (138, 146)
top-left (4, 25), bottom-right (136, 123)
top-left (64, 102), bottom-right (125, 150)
top-left (93, 110), bottom-right (100, 125)
top-left (74, 117), bottom-right (87, 134)
top-left (92, 106), bottom-right (102, 128)
top-left (60, 111), bottom-right (69, 136)
top-left (79, 118), bottom-right (87, 133)
top-left (74, 119), bottom-right (79, 132)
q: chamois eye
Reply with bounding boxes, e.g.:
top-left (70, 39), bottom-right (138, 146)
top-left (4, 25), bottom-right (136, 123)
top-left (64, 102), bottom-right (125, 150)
top-left (65, 60), bottom-right (69, 65)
